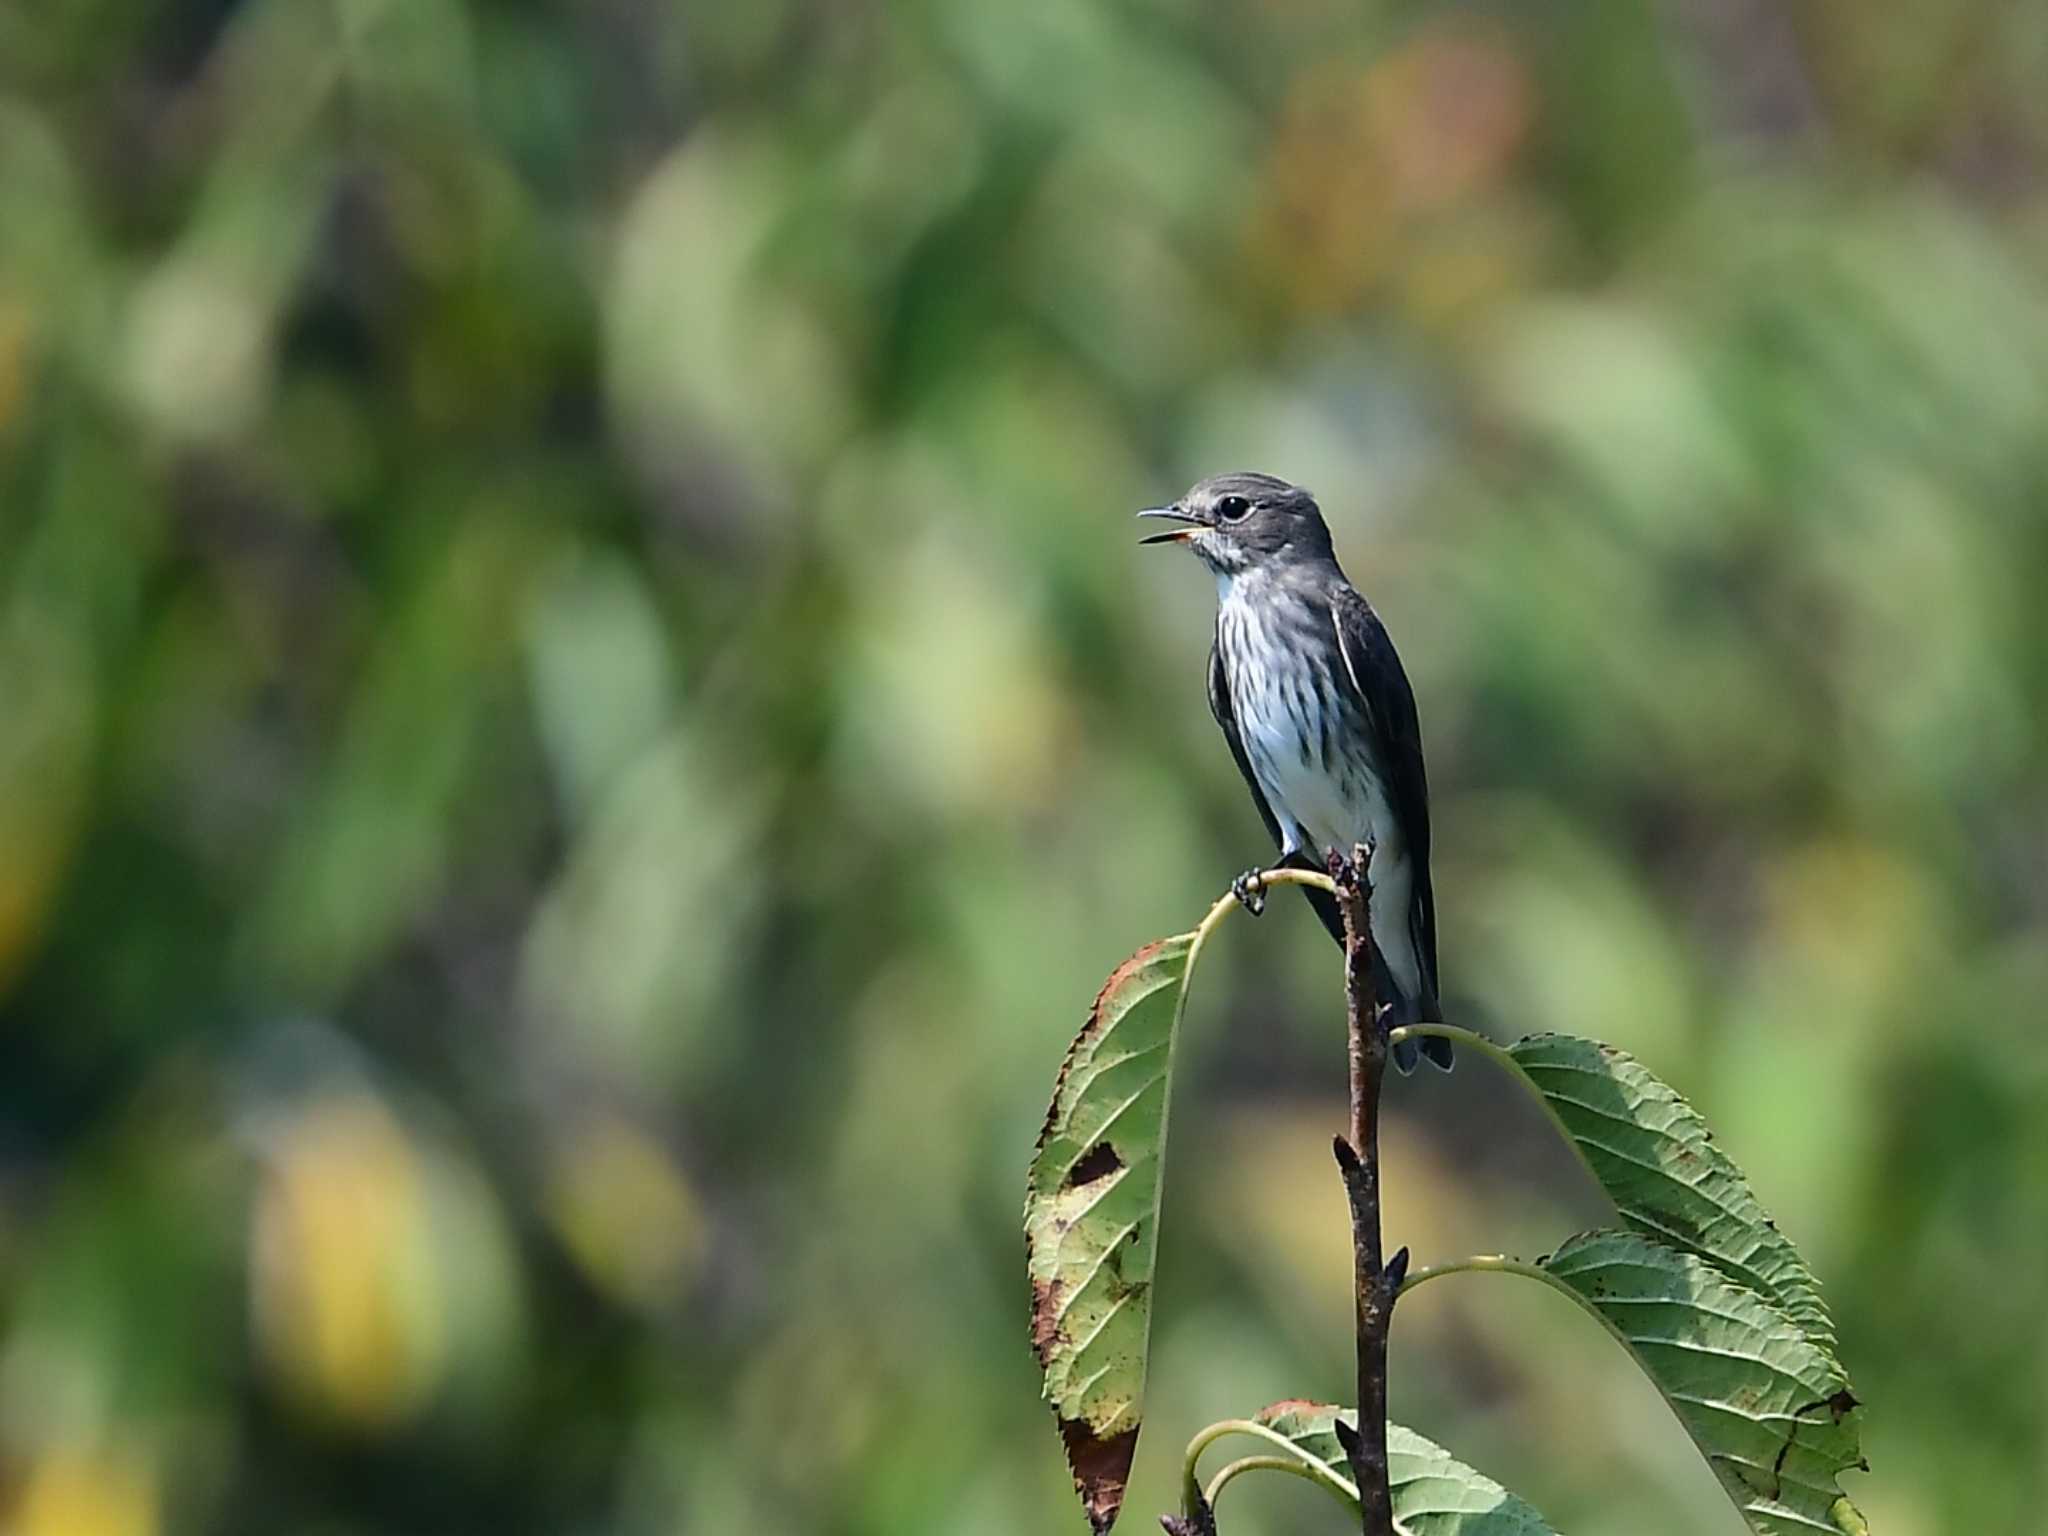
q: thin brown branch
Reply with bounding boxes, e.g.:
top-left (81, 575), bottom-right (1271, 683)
top-left (1328, 843), bottom-right (1394, 1536)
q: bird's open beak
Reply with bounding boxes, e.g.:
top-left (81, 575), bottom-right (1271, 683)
top-left (1137, 506), bottom-right (1201, 544)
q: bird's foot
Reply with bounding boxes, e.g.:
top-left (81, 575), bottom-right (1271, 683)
top-left (1230, 867), bottom-right (1268, 917)
top-left (1325, 839), bottom-right (1376, 884)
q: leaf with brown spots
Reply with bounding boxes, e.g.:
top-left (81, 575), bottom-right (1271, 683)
top-left (1025, 933), bottom-right (1201, 1532)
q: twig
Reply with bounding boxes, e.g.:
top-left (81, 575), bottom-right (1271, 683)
top-left (1328, 844), bottom-right (1395, 1536)
top-left (1160, 1495), bottom-right (1217, 1536)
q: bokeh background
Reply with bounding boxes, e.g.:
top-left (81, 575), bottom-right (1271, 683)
top-left (3, 1), bottom-right (2046, 1533)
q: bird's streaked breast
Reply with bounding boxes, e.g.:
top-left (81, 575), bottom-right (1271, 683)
top-left (1220, 577), bottom-right (1389, 851)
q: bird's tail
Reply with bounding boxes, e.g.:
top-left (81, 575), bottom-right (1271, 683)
top-left (1295, 877), bottom-right (1453, 1073)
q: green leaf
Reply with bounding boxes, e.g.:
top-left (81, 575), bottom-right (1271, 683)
top-left (1026, 933), bottom-right (1198, 1533)
top-left (1506, 1033), bottom-right (1837, 1358)
top-left (1241, 1402), bottom-right (1558, 1534)
top-left (1540, 1230), bottom-right (1868, 1536)
top-left (1389, 1030), bottom-right (1873, 1535)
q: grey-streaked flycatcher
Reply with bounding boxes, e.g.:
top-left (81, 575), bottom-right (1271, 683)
top-left (1140, 471), bottom-right (1451, 1072)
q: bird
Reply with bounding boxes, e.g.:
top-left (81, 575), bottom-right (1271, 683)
top-left (1139, 471), bottom-right (1451, 1072)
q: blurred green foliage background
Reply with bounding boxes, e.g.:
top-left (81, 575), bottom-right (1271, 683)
top-left (2, 1), bottom-right (2045, 1533)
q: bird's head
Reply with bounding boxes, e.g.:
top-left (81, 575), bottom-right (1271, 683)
top-left (1138, 472), bottom-right (1334, 577)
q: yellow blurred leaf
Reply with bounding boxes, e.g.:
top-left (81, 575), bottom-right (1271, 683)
top-left (545, 1117), bottom-right (706, 1312)
top-left (9, 1446), bottom-right (157, 1536)
top-left (0, 613), bottom-right (94, 997)
top-left (249, 1095), bottom-right (442, 1428)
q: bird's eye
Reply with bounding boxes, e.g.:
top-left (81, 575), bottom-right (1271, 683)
top-left (1216, 495), bottom-right (1252, 522)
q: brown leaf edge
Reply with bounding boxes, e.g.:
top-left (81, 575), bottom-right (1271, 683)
top-left (1063, 1421), bottom-right (1141, 1534)
top-left (1028, 938), bottom-right (1177, 1533)
top-left (1031, 939), bottom-right (1172, 1165)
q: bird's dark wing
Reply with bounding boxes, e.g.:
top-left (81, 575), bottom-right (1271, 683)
top-left (1329, 585), bottom-right (1439, 1009)
top-left (1208, 635), bottom-right (1346, 946)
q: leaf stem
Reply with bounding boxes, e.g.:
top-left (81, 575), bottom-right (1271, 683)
top-left (1180, 1419), bottom-right (1361, 1521)
top-left (1386, 1019), bottom-right (1683, 1307)
top-left (1176, 867), bottom-right (1342, 1036)
top-left (1203, 1455), bottom-right (1359, 1512)
top-left (1383, 1024), bottom-right (1666, 1373)
top-left (1187, 866), bottom-right (1339, 956)
top-left (1179, 1425), bottom-right (1351, 1523)
top-left (1383, 1022), bottom-right (1520, 1087)
top-left (1386, 1022), bottom-right (1591, 1185)
top-left (1395, 1255), bottom-right (1663, 1404)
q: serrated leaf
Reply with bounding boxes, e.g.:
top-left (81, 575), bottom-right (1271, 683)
top-left (1507, 1034), bottom-right (1836, 1358)
top-left (1026, 933), bottom-right (1197, 1533)
top-left (1542, 1230), bottom-right (1868, 1536)
top-left (1246, 1402), bottom-right (1558, 1534)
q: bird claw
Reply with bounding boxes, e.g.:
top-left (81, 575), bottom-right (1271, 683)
top-left (1230, 868), bottom-right (1268, 916)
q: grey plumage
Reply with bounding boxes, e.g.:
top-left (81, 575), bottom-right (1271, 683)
top-left (1142, 472), bottom-right (1451, 1072)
